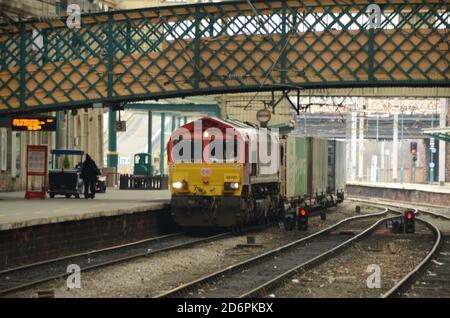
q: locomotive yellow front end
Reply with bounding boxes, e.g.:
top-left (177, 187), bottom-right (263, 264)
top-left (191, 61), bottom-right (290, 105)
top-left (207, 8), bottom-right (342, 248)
top-left (168, 117), bottom-right (252, 228)
top-left (169, 162), bottom-right (246, 227)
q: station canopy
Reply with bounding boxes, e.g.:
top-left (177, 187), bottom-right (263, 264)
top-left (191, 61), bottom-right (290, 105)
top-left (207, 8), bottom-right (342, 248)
top-left (423, 127), bottom-right (450, 142)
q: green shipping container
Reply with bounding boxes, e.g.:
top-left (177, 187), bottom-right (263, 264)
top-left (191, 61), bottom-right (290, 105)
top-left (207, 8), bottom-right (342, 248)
top-left (284, 136), bottom-right (328, 199)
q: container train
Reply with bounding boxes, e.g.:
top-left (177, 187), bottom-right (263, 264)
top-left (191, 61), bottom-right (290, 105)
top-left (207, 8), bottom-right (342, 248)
top-left (167, 116), bottom-right (345, 229)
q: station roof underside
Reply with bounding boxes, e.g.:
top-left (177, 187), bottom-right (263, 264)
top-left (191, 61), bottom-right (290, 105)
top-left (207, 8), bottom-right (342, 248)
top-left (423, 128), bottom-right (450, 142)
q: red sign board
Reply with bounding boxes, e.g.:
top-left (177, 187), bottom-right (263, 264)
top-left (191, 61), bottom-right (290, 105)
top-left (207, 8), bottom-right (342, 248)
top-left (25, 145), bottom-right (48, 199)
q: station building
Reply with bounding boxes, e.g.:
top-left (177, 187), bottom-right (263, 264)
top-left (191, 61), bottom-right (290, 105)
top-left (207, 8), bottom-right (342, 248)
top-left (0, 0), bottom-right (115, 191)
top-left (0, 0), bottom-right (449, 192)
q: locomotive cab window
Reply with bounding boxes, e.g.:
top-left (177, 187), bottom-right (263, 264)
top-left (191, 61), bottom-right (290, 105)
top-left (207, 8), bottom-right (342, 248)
top-left (172, 136), bottom-right (196, 163)
top-left (208, 140), bottom-right (239, 163)
top-left (224, 140), bottom-right (238, 162)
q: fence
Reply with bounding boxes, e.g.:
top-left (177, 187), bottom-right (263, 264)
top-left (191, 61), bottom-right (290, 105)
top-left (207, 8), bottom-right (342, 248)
top-left (119, 174), bottom-right (168, 190)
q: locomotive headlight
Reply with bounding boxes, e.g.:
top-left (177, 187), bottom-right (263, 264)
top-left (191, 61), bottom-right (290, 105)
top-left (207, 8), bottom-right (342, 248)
top-left (224, 182), bottom-right (240, 190)
top-left (172, 181), bottom-right (187, 190)
top-left (172, 182), bottom-right (183, 189)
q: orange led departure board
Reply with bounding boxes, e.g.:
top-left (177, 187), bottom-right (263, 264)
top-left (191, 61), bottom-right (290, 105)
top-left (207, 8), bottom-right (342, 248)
top-left (11, 117), bottom-right (57, 131)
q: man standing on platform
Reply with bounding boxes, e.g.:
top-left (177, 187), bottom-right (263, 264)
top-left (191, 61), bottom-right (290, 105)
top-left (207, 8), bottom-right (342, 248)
top-left (81, 154), bottom-right (100, 199)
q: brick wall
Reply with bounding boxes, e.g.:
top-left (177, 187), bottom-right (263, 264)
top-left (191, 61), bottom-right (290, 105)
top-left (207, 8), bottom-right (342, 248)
top-left (0, 207), bottom-right (177, 270)
top-left (0, 1), bottom-right (56, 19)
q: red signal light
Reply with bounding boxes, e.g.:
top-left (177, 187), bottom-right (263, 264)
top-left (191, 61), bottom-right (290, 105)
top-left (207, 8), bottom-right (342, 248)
top-left (299, 209), bottom-right (307, 216)
top-left (404, 210), bottom-right (416, 234)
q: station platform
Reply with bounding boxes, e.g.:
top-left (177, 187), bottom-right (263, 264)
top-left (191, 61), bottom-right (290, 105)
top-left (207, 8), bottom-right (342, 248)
top-left (0, 189), bottom-right (170, 231)
top-left (0, 189), bottom-right (173, 270)
top-left (346, 181), bottom-right (450, 207)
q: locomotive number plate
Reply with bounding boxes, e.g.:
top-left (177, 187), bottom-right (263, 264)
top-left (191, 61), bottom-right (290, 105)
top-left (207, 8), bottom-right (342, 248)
top-left (225, 174), bottom-right (239, 181)
top-left (200, 168), bottom-right (212, 177)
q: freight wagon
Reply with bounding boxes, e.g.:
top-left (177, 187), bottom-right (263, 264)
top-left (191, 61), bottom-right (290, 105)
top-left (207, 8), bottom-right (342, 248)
top-left (328, 140), bottom-right (347, 193)
top-left (167, 117), bottom-right (345, 229)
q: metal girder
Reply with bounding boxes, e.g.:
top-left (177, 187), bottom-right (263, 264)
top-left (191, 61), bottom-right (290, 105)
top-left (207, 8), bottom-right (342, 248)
top-left (423, 127), bottom-right (450, 142)
top-left (0, 0), bottom-right (449, 115)
top-left (125, 103), bottom-right (220, 116)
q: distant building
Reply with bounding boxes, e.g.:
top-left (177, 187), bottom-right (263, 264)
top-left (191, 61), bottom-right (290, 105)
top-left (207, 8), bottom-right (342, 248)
top-left (115, 0), bottom-right (200, 10)
top-left (0, 1), bottom-right (115, 23)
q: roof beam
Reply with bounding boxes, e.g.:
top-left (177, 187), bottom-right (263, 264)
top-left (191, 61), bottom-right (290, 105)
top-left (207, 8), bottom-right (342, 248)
top-left (124, 103), bottom-right (221, 117)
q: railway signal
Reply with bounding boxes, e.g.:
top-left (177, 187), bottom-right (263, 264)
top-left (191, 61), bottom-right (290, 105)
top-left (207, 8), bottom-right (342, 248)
top-left (404, 210), bottom-right (415, 234)
top-left (391, 217), bottom-right (403, 234)
top-left (297, 208), bottom-right (308, 231)
top-left (410, 142), bottom-right (418, 162)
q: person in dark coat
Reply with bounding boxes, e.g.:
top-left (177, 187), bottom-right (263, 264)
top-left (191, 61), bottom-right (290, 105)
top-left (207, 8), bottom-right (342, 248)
top-left (81, 154), bottom-right (100, 199)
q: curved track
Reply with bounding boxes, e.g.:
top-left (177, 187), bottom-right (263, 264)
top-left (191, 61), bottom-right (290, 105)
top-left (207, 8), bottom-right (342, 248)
top-left (349, 198), bottom-right (450, 298)
top-left (157, 209), bottom-right (392, 298)
top-left (382, 209), bottom-right (449, 298)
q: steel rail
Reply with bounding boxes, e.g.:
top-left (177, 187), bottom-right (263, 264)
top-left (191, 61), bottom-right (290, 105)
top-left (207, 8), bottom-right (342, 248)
top-left (348, 197), bottom-right (450, 217)
top-left (380, 216), bottom-right (444, 298)
top-left (245, 207), bottom-right (443, 299)
top-left (357, 203), bottom-right (447, 298)
top-left (0, 206), bottom-right (340, 296)
top-left (242, 214), bottom-right (398, 298)
top-left (156, 208), bottom-right (389, 298)
top-left (0, 232), bottom-right (181, 276)
top-left (0, 231), bottom-right (232, 296)
top-left (349, 198), bottom-right (448, 298)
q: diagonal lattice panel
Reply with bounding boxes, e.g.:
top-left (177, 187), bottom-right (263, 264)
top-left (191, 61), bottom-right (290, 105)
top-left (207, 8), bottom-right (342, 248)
top-left (0, 0), bottom-right (448, 114)
top-left (0, 28), bottom-right (21, 108)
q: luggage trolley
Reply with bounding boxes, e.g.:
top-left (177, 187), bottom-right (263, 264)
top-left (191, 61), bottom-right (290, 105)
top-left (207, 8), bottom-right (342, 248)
top-left (48, 149), bottom-right (85, 199)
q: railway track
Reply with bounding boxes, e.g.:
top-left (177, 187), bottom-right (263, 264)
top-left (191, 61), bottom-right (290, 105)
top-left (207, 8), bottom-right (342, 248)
top-left (0, 205), bottom-right (340, 297)
top-left (349, 198), bottom-right (450, 298)
top-left (157, 209), bottom-right (394, 298)
top-left (0, 231), bottom-right (232, 296)
top-left (382, 210), bottom-right (450, 298)
top-left (5, 200), bottom-right (444, 298)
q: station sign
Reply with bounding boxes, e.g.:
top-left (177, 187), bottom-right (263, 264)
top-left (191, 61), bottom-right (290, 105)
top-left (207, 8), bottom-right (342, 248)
top-left (430, 138), bottom-right (435, 148)
top-left (11, 117), bottom-right (57, 132)
top-left (115, 121), bottom-right (126, 132)
top-left (119, 157), bottom-right (131, 165)
top-left (256, 109), bottom-right (271, 126)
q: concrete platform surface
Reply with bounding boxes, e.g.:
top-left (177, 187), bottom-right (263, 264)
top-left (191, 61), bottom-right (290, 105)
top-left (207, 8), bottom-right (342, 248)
top-left (0, 189), bottom-right (170, 231)
top-left (346, 181), bottom-right (450, 194)
top-left (346, 181), bottom-right (450, 207)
